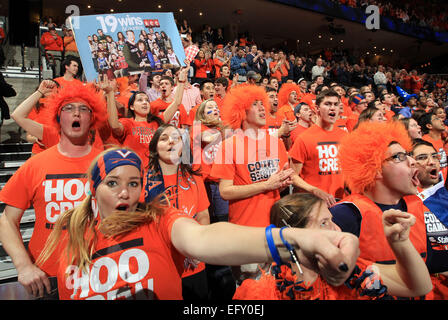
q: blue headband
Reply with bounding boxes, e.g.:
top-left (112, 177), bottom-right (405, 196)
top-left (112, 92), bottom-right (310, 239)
top-left (90, 149), bottom-right (143, 195)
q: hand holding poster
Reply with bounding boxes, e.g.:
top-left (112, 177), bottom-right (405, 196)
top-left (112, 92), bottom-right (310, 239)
top-left (70, 12), bottom-right (186, 82)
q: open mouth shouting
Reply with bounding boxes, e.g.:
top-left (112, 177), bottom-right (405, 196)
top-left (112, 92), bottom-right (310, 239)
top-left (428, 168), bottom-right (439, 180)
top-left (115, 203), bottom-right (130, 211)
top-left (71, 120), bottom-right (81, 131)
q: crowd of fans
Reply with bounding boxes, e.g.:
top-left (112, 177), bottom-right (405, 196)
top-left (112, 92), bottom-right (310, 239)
top-left (0, 8), bottom-right (446, 302)
top-left (333, 0), bottom-right (448, 32)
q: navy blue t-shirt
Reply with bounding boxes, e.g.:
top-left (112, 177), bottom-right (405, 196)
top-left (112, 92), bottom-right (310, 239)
top-left (330, 198), bottom-right (447, 273)
top-left (330, 199), bottom-right (407, 238)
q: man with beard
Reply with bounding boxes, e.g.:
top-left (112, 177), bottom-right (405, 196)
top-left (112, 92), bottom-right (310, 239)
top-left (411, 139), bottom-right (448, 299)
top-left (419, 112), bottom-right (448, 181)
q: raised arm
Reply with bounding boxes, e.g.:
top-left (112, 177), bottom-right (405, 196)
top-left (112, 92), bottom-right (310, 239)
top-left (11, 80), bottom-right (57, 140)
top-left (373, 209), bottom-right (432, 297)
top-left (98, 76), bottom-right (124, 137)
top-left (161, 62), bottom-right (189, 122)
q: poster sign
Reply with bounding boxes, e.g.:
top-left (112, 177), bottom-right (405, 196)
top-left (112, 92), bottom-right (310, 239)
top-left (70, 12), bottom-right (186, 81)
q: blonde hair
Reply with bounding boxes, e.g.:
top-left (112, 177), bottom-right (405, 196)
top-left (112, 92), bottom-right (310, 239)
top-left (36, 147), bottom-right (166, 273)
top-left (195, 99), bottom-right (228, 132)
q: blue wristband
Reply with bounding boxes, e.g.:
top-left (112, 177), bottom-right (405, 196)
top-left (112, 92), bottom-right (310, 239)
top-left (265, 224), bottom-right (282, 265)
top-left (279, 226), bottom-right (294, 252)
top-left (279, 226), bottom-right (303, 274)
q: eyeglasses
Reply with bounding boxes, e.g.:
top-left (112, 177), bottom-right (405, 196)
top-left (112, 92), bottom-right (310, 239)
top-left (414, 152), bottom-right (441, 163)
top-left (60, 105), bottom-right (92, 114)
top-left (384, 152), bottom-right (411, 163)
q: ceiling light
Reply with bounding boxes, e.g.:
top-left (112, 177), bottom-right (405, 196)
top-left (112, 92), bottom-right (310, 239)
top-left (158, 5), bottom-right (162, 8)
top-left (199, 12), bottom-right (203, 16)
top-left (179, 8), bottom-right (183, 12)
top-left (87, 5), bottom-right (91, 8)
top-left (110, 9), bottom-right (114, 12)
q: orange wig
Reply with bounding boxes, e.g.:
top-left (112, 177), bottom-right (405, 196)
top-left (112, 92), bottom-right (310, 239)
top-left (221, 84), bottom-right (270, 130)
top-left (277, 83), bottom-right (301, 107)
top-left (41, 81), bottom-right (108, 130)
top-left (338, 121), bottom-right (412, 194)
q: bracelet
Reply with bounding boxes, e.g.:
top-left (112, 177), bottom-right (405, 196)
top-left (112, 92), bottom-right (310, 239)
top-left (37, 89), bottom-right (44, 96)
top-left (282, 134), bottom-right (290, 138)
top-left (178, 80), bottom-right (186, 83)
top-left (265, 224), bottom-right (283, 265)
top-left (279, 226), bottom-right (303, 274)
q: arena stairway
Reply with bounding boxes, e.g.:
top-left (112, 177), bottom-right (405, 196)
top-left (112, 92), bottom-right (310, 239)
top-left (0, 142), bottom-right (33, 284)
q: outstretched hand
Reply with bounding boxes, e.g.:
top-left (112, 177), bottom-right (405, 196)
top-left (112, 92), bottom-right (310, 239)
top-left (288, 228), bottom-right (360, 287)
top-left (96, 74), bottom-right (116, 94)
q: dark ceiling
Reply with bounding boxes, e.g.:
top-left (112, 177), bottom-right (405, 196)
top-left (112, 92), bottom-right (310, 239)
top-left (40, 0), bottom-right (448, 66)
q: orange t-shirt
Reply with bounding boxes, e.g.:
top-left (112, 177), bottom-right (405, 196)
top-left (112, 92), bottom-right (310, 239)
top-left (214, 95), bottom-right (225, 111)
top-left (213, 58), bottom-right (224, 78)
top-left (56, 207), bottom-right (190, 300)
top-left (115, 118), bottom-right (160, 169)
top-left (210, 131), bottom-right (289, 227)
top-left (264, 112), bottom-right (284, 137)
top-left (290, 124), bottom-right (347, 199)
top-left (384, 110), bottom-right (395, 121)
top-left (53, 77), bottom-right (83, 88)
top-left (422, 134), bottom-right (448, 181)
top-left (277, 104), bottom-right (295, 122)
top-left (63, 36), bottom-right (78, 52)
top-left (0, 145), bottom-right (102, 276)
top-left (290, 123), bottom-right (309, 143)
top-left (150, 99), bottom-right (191, 128)
top-left (28, 106), bottom-right (47, 154)
top-left (155, 171), bottom-right (209, 278)
top-left (188, 102), bottom-right (201, 124)
top-left (269, 61), bottom-right (288, 81)
top-left (334, 117), bottom-right (350, 133)
top-left (116, 83), bottom-right (139, 110)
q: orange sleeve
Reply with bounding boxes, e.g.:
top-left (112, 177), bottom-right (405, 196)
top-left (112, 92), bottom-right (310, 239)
top-left (0, 160), bottom-right (35, 210)
top-left (289, 135), bottom-right (308, 164)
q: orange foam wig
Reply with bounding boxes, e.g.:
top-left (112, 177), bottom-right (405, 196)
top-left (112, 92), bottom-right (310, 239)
top-left (277, 83), bottom-right (301, 107)
top-left (41, 81), bottom-right (108, 130)
top-left (338, 121), bottom-right (412, 194)
top-left (221, 84), bottom-right (270, 130)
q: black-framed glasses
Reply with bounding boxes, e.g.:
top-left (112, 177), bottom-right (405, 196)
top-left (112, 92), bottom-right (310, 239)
top-left (384, 152), bottom-right (411, 163)
top-left (414, 152), bottom-right (441, 163)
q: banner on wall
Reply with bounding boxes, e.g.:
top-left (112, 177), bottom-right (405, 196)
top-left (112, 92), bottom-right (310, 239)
top-left (69, 12), bottom-right (186, 82)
